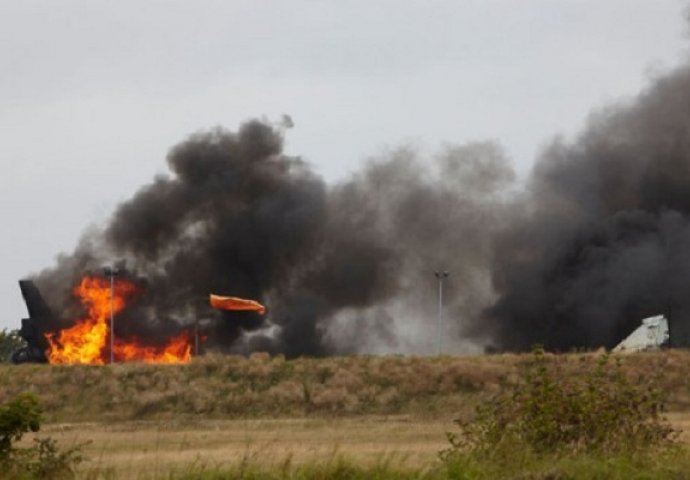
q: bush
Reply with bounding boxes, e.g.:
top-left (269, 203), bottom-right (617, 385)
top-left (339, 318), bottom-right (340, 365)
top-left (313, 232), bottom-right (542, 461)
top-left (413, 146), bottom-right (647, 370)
top-left (0, 329), bottom-right (25, 363)
top-left (0, 393), bottom-right (41, 458)
top-left (442, 348), bottom-right (677, 459)
top-left (0, 393), bottom-right (84, 479)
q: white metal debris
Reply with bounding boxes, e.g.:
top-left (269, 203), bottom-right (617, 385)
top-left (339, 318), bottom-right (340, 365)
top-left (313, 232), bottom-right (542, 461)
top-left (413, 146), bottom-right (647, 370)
top-left (613, 315), bottom-right (669, 353)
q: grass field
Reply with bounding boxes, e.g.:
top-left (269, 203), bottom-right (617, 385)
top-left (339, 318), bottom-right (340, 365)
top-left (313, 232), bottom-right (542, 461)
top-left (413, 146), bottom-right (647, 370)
top-left (17, 413), bottom-right (690, 479)
top-left (24, 416), bottom-right (449, 478)
top-left (3, 349), bottom-right (690, 422)
top-left (5, 350), bottom-right (690, 478)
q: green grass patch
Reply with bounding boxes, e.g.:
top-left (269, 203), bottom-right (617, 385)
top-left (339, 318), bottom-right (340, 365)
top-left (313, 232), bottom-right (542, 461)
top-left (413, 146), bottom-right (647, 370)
top-left (83, 450), bottom-right (690, 480)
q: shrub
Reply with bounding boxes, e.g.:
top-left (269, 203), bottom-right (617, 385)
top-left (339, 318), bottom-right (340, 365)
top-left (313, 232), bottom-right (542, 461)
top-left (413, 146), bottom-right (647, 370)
top-left (0, 393), bottom-right (84, 479)
top-left (0, 393), bottom-right (41, 458)
top-left (0, 329), bottom-right (25, 363)
top-left (442, 348), bottom-right (677, 459)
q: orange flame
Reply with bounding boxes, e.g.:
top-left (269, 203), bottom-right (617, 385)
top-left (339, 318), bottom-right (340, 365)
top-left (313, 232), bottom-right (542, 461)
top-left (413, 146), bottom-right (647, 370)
top-left (113, 331), bottom-right (192, 364)
top-left (45, 275), bottom-right (192, 365)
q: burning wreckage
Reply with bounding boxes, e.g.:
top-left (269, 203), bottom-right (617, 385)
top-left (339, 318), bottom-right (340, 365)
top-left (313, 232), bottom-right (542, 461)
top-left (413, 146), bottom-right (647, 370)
top-left (13, 53), bottom-right (690, 361)
top-left (9, 274), bottom-right (682, 364)
top-left (11, 277), bottom-right (266, 365)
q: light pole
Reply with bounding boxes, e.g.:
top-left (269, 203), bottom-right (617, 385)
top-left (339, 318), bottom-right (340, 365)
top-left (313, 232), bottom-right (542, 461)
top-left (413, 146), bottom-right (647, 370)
top-left (103, 266), bottom-right (121, 364)
top-left (434, 270), bottom-right (450, 355)
top-left (194, 318), bottom-right (200, 357)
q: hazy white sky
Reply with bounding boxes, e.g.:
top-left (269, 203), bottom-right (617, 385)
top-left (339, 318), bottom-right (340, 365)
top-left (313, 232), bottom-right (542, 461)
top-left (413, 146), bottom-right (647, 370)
top-left (1, 0), bottom-right (688, 331)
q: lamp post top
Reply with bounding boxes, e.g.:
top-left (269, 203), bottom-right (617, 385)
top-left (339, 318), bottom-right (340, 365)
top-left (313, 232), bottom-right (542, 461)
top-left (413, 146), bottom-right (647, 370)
top-left (103, 266), bottom-right (122, 276)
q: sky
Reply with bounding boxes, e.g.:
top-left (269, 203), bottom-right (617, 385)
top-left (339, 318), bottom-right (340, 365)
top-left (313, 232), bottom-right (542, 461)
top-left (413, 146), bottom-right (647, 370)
top-left (1, 0), bottom-right (688, 331)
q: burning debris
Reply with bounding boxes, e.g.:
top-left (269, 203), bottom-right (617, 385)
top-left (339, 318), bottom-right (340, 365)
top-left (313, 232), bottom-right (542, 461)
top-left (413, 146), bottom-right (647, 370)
top-left (15, 276), bottom-right (193, 365)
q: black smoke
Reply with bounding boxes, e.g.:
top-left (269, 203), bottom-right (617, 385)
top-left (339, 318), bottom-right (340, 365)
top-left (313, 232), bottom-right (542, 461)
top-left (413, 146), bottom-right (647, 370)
top-left (32, 46), bottom-right (690, 355)
top-left (32, 118), bottom-right (513, 355)
top-left (486, 64), bottom-right (690, 350)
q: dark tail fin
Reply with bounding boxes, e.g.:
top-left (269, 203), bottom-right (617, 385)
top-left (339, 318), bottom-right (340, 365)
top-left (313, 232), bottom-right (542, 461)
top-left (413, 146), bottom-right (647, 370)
top-left (13, 280), bottom-right (52, 363)
top-left (19, 280), bottom-right (54, 319)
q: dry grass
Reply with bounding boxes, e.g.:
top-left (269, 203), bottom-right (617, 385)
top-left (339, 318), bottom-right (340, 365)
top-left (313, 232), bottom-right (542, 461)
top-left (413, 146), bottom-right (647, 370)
top-left (2, 350), bottom-right (690, 422)
top-left (5, 350), bottom-right (690, 479)
top-left (15, 413), bottom-right (690, 479)
top-left (21, 417), bottom-right (449, 478)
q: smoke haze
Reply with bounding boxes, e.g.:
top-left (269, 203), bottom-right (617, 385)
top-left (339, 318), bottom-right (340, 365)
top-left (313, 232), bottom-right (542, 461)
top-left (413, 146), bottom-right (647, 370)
top-left (32, 55), bottom-right (690, 355)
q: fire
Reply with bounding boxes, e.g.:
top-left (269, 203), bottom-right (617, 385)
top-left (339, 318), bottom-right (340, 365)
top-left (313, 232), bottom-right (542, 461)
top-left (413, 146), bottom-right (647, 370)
top-left (114, 331), bottom-right (192, 364)
top-left (45, 276), bottom-right (135, 364)
top-left (45, 275), bottom-right (192, 365)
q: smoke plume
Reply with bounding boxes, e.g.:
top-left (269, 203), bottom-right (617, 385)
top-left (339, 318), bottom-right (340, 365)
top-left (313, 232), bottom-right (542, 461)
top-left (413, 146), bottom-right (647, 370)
top-left (486, 64), bottom-right (690, 350)
top-left (32, 43), bottom-right (690, 355)
top-left (33, 119), bottom-right (513, 355)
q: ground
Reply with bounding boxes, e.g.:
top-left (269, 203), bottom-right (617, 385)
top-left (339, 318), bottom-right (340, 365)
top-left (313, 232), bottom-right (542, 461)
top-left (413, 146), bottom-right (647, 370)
top-left (15, 412), bottom-right (690, 478)
top-left (28, 416), bottom-right (447, 478)
top-left (5, 350), bottom-right (690, 478)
